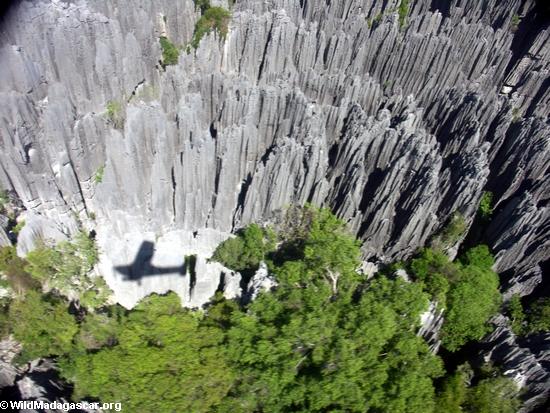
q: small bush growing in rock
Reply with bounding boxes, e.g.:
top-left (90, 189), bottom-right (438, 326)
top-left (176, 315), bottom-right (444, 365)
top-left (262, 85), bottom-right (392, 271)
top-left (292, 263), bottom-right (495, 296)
top-left (191, 7), bottom-right (231, 49)
top-left (478, 191), bottom-right (493, 219)
top-left (159, 36), bottom-right (179, 65)
top-left (94, 165), bottom-right (105, 184)
top-left (0, 190), bottom-right (8, 212)
top-left (398, 0), bottom-right (409, 28)
top-left (431, 212), bottom-right (468, 250)
top-left (106, 100), bottom-right (124, 129)
top-left (526, 297), bottom-right (550, 334)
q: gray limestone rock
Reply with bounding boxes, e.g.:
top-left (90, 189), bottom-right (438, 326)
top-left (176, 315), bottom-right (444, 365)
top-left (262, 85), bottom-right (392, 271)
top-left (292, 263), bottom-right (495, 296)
top-left (481, 315), bottom-right (550, 412)
top-left (0, 337), bottom-right (21, 389)
top-left (244, 261), bottom-right (276, 303)
top-left (0, 0), bottom-right (548, 407)
top-left (419, 302), bottom-right (445, 353)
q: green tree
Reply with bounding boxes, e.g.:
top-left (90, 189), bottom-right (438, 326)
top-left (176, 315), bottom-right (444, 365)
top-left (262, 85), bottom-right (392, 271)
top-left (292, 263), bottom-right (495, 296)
top-left (0, 246), bottom-right (40, 294)
top-left (212, 223), bottom-right (274, 271)
top-left (191, 7), bottom-right (231, 49)
top-left (220, 209), bottom-right (442, 412)
top-left (159, 36), bottom-right (179, 65)
top-left (441, 256), bottom-right (500, 351)
top-left (526, 297), bottom-right (550, 333)
top-left (478, 191), bottom-right (493, 219)
top-left (25, 232), bottom-right (109, 309)
top-left (459, 244), bottom-right (494, 269)
top-left (409, 248), bottom-right (458, 307)
top-left (75, 307), bottom-right (123, 351)
top-left (431, 212), bottom-right (467, 250)
top-left (410, 246), bottom-right (501, 351)
top-left (9, 291), bottom-right (78, 362)
top-left (435, 370), bottom-right (468, 413)
top-left (436, 364), bottom-right (519, 413)
top-left (507, 294), bottom-right (525, 335)
top-left (62, 293), bottom-right (233, 413)
top-left (0, 189), bottom-right (8, 212)
top-left (465, 376), bottom-right (520, 413)
top-left (303, 208), bottom-right (361, 296)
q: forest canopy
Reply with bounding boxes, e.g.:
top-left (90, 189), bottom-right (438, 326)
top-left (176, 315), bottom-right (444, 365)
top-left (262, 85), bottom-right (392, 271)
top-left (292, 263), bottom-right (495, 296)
top-left (0, 207), bottom-right (519, 412)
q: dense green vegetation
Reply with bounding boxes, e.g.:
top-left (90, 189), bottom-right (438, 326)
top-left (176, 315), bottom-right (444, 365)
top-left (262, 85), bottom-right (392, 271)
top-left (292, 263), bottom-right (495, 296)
top-left (159, 36), bottom-right (180, 65)
top-left (409, 245), bottom-right (501, 351)
top-left (61, 293), bottom-right (233, 412)
top-left (507, 294), bottom-right (526, 335)
top-left (526, 297), bottom-right (550, 334)
top-left (0, 207), bottom-right (523, 412)
top-left (436, 364), bottom-right (520, 413)
top-left (505, 295), bottom-right (550, 336)
top-left (191, 6), bottom-right (231, 49)
top-left (0, 246), bottom-right (40, 294)
top-left (443, 246), bottom-right (501, 351)
top-left (10, 290), bottom-right (78, 362)
top-left (0, 231), bottom-right (109, 312)
top-left (24, 231), bottom-right (109, 309)
top-left (211, 223), bottom-right (275, 271)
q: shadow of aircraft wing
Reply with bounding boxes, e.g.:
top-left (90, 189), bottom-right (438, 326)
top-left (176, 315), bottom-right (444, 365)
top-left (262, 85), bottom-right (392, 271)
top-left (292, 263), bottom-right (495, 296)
top-left (114, 241), bottom-right (186, 282)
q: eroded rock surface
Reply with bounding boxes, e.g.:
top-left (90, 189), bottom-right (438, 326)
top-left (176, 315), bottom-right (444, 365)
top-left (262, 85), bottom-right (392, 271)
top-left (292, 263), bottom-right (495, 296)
top-left (0, 0), bottom-right (548, 406)
top-left (481, 315), bottom-right (550, 412)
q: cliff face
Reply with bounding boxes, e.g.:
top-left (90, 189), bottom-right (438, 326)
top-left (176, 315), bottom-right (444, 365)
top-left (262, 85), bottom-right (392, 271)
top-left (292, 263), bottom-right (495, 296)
top-left (0, 0), bottom-right (548, 305)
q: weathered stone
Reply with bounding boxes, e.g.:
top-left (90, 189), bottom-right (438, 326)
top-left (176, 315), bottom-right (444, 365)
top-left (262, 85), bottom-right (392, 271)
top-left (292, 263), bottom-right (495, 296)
top-left (244, 261), bottom-right (276, 303)
top-left (0, 0), bottom-right (548, 407)
top-left (481, 315), bottom-right (550, 412)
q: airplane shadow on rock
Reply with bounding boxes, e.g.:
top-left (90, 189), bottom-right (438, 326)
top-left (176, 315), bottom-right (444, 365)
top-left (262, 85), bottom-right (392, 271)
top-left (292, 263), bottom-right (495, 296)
top-left (114, 241), bottom-right (187, 284)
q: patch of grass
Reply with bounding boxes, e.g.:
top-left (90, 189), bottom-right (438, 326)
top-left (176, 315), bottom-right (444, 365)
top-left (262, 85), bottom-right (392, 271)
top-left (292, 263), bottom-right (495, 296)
top-left (106, 100), bottom-right (124, 129)
top-left (191, 7), bottom-right (231, 49)
top-left (94, 165), bottom-right (105, 184)
top-left (0, 190), bottom-right (8, 213)
top-left (159, 36), bottom-right (180, 66)
top-left (511, 107), bottom-right (521, 123)
top-left (398, 0), bottom-right (409, 29)
top-left (106, 101), bottom-right (120, 120)
top-left (511, 14), bottom-right (521, 31)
